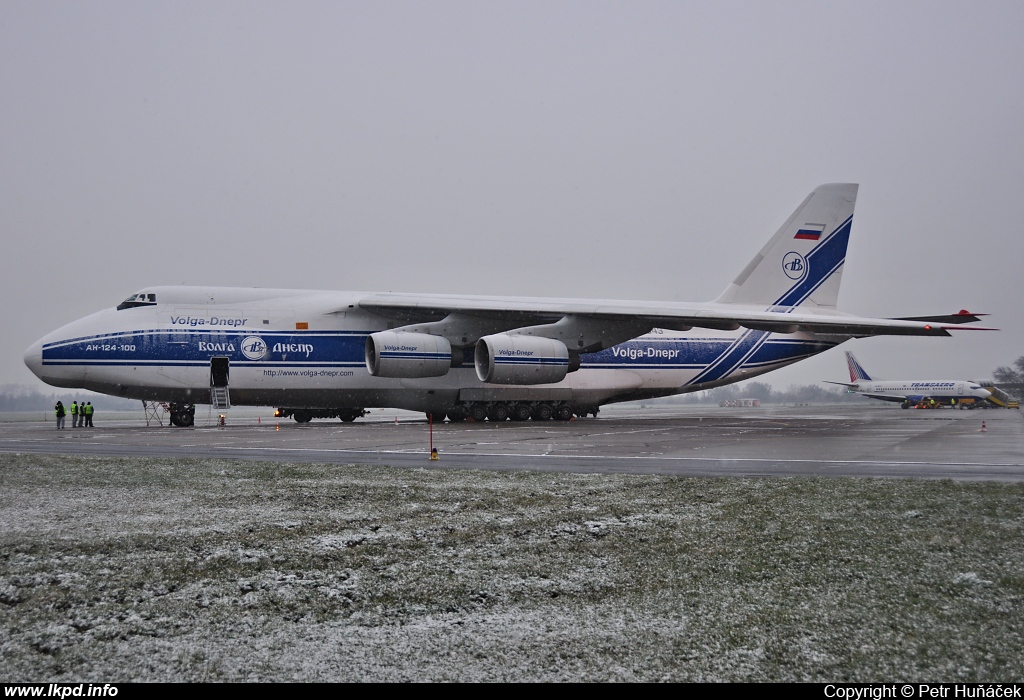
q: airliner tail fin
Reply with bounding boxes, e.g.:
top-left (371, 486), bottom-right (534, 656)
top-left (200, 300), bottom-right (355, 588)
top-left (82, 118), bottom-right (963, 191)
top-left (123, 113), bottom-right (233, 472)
top-left (845, 351), bottom-right (873, 382)
top-left (715, 183), bottom-right (858, 309)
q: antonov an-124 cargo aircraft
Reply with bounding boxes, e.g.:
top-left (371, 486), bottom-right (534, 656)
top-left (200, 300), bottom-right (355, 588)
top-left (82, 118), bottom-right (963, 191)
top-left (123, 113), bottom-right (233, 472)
top-left (24, 184), bottom-right (992, 426)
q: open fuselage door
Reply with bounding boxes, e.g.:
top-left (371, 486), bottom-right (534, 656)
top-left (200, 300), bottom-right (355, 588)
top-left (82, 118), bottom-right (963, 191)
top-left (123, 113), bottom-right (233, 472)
top-left (210, 357), bottom-right (230, 409)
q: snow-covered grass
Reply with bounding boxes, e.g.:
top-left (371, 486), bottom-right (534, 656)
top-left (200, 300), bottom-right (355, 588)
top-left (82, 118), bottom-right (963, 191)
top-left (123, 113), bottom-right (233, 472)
top-left (1, 454), bottom-right (1022, 681)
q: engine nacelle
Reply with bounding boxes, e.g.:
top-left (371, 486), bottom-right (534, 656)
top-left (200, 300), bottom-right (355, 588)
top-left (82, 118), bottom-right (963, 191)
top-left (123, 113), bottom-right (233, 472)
top-left (365, 331), bottom-right (452, 378)
top-left (475, 334), bottom-right (569, 385)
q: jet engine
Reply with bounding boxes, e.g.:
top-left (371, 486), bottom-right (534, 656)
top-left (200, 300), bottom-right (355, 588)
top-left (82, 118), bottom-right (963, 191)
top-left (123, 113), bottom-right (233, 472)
top-left (365, 331), bottom-right (452, 378)
top-left (475, 334), bottom-right (569, 385)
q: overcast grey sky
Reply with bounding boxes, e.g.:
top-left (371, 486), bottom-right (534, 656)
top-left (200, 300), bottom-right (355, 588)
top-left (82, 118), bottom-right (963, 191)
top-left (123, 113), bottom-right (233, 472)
top-left (2, 1), bottom-right (1022, 390)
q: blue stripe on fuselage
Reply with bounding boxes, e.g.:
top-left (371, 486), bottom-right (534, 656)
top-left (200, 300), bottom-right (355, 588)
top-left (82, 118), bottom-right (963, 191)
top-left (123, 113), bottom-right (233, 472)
top-left (42, 330), bottom-right (368, 366)
top-left (582, 336), bottom-right (833, 374)
top-left (43, 329), bottom-right (836, 379)
top-left (684, 330), bottom-right (769, 384)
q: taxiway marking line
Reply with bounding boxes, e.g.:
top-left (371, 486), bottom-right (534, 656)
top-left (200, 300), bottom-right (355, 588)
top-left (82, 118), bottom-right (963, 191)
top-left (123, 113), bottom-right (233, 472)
top-left (165, 444), bottom-right (1024, 468)
top-left (1, 440), bottom-right (1020, 467)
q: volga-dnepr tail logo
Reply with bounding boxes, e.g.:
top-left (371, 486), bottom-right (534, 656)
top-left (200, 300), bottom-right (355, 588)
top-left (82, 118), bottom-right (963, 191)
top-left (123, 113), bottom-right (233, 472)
top-left (782, 252), bottom-right (807, 281)
top-left (240, 336), bottom-right (268, 361)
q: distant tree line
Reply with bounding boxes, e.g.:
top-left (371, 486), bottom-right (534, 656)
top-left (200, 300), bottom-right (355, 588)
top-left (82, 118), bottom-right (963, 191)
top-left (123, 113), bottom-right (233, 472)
top-left (670, 381), bottom-right (859, 405)
top-left (993, 356), bottom-right (1024, 399)
top-left (0, 385), bottom-right (139, 412)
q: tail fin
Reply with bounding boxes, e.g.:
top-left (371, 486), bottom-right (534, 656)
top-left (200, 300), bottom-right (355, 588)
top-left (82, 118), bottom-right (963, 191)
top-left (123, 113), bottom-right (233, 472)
top-left (715, 183), bottom-right (858, 309)
top-left (845, 351), bottom-right (873, 382)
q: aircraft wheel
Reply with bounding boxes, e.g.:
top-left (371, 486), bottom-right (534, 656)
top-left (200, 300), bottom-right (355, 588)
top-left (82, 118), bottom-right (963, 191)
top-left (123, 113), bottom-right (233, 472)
top-left (469, 404), bottom-right (488, 422)
top-left (533, 403), bottom-right (553, 421)
top-left (293, 411), bottom-right (312, 423)
top-left (554, 404), bottom-right (573, 421)
top-left (447, 411), bottom-right (467, 423)
top-left (425, 412), bottom-right (446, 423)
top-left (511, 403), bottom-right (532, 421)
top-left (177, 412), bottom-right (194, 427)
top-left (489, 403), bottom-right (510, 422)
top-left (339, 412), bottom-right (358, 423)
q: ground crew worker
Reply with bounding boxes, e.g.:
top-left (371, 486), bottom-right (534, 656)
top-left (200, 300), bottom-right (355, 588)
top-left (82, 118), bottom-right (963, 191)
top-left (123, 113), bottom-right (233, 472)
top-left (55, 401), bottom-right (66, 430)
top-left (70, 400), bottom-right (78, 428)
top-left (84, 402), bottom-right (94, 427)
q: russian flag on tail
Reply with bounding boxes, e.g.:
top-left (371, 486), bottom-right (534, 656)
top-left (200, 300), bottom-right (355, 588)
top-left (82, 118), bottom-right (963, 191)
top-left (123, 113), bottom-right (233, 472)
top-left (794, 223), bottom-right (826, 240)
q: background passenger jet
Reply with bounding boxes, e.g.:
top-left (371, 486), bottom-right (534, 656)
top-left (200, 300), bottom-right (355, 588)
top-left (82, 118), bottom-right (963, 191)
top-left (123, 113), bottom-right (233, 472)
top-left (24, 184), bottom-right (993, 426)
top-left (827, 351), bottom-right (994, 408)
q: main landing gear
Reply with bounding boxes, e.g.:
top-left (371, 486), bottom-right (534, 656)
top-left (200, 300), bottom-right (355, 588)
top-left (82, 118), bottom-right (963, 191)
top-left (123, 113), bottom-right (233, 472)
top-left (274, 408), bottom-right (367, 423)
top-left (428, 402), bottom-right (596, 423)
top-left (168, 403), bottom-right (196, 427)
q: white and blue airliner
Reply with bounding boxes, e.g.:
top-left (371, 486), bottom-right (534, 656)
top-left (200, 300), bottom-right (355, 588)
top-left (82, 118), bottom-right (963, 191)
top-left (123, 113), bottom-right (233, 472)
top-left (828, 351), bottom-right (994, 408)
top-left (24, 184), bottom-right (992, 426)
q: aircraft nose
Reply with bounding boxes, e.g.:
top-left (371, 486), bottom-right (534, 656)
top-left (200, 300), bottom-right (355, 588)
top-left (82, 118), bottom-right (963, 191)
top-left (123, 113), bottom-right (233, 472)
top-left (23, 340), bottom-right (43, 379)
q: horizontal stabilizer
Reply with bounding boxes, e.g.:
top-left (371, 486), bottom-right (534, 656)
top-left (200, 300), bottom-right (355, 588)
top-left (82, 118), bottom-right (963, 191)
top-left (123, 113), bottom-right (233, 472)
top-left (893, 310), bottom-right (989, 325)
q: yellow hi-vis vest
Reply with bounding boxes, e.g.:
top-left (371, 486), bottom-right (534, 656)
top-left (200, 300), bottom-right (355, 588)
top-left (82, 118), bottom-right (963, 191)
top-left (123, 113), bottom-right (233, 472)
top-left (70, 403), bottom-right (78, 415)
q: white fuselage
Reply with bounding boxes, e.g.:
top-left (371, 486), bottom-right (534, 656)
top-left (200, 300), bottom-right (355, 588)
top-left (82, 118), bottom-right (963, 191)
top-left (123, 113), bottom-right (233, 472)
top-left (849, 380), bottom-right (992, 405)
top-left (24, 286), bottom-right (839, 414)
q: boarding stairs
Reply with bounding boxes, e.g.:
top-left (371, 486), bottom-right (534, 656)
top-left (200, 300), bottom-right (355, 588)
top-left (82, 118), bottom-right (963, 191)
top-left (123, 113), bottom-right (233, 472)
top-left (211, 386), bottom-right (231, 410)
top-left (975, 381), bottom-right (1017, 408)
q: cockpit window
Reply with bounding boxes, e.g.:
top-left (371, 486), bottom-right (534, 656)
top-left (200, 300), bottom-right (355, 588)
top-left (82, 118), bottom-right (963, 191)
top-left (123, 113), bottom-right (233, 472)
top-left (116, 293), bottom-right (158, 310)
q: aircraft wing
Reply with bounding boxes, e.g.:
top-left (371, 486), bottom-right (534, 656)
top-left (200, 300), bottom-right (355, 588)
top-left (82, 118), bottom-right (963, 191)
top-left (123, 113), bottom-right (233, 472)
top-left (822, 382), bottom-right (908, 403)
top-left (823, 380), bottom-right (859, 389)
top-left (357, 293), bottom-right (994, 339)
top-left (892, 309), bottom-right (989, 325)
top-left (857, 393), bottom-right (907, 404)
